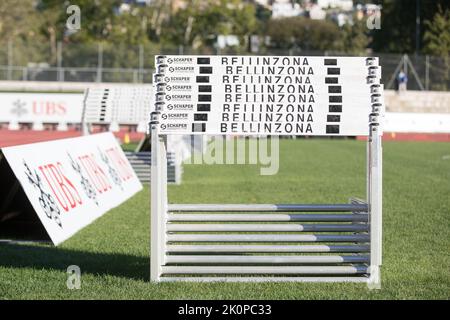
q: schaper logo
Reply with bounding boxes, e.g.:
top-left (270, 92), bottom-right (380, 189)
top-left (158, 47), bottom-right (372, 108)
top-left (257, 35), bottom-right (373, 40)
top-left (165, 76), bottom-right (190, 83)
top-left (167, 104), bottom-right (194, 111)
top-left (162, 113), bottom-right (189, 120)
top-left (169, 66), bottom-right (194, 72)
top-left (165, 94), bottom-right (191, 101)
top-left (160, 123), bottom-right (188, 130)
top-left (167, 57), bottom-right (193, 64)
top-left (167, 85), bottom-right (192, 91)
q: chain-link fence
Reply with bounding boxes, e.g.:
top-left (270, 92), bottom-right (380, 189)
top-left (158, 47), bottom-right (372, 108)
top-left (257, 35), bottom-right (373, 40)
top-left (0, 40), bottom-right (448, 91)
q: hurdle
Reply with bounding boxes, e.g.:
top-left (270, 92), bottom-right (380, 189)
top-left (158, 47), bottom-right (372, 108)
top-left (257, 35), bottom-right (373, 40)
top-left (82, 85), bottom-right (152, 134)
top-left (150, 55), bottom-right (383, 285)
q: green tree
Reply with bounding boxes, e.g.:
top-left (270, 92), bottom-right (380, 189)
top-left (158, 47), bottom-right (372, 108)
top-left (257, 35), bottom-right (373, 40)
top-left (423, 5), bottom-right (449, 90)
top-left (0, 0), bottom-right (40, 42)
top-left (37, 0), bottom-right (158, 70)
top-left (267, 17), bottom-right (343, 52)
top-left (340, 16), bottom-right (370, 55)
top-left (0, 0), bottom-right (49, 66)
top-left (162, 0), bottom-right (257, 51)
top-left (371, 0), bottom-right (449, 53)
top-left (423, 5), bottom-right (450, 57)
top-left (39, 0), bottom-right (121, 43)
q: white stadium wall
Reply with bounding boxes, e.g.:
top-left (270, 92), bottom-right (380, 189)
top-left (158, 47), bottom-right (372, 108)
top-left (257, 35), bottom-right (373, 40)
top-left (384, 112), bottom-right (450, 133)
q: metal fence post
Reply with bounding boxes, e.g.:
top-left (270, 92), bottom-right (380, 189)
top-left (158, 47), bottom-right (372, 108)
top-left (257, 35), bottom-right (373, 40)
top-left (139, 44), bottom-right (144, 83)
top-left (57, 41), bottom-right (64, 82)
top-left (150, 122), bottom-right (167, 282)
top-left (97, 43), bottom-right (103, 82)
top-left (22, 67), bottom-right (28, 81)
top-left (7, 39), bottom-right (13, 80)
top-left (403, 54), bottom-right (408, 80)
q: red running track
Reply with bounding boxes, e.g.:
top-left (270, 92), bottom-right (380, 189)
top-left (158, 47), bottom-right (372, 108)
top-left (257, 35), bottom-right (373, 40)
top-left (357, 132), bottom-right (450, 142)
top-left (0, 129), bottom-right (145, 148)
top-left (1, 130), bottom-right (448, 149)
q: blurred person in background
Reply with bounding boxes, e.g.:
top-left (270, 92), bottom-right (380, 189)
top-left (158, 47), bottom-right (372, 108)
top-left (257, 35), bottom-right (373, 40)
top-left (396, 70), bottom-right (408, 93)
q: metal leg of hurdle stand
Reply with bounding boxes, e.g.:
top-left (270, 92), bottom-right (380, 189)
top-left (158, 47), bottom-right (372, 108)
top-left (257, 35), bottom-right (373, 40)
top-left (150, 125), bottom-right (168, 282)
top-left (368, 124), bottom-right (382, 288)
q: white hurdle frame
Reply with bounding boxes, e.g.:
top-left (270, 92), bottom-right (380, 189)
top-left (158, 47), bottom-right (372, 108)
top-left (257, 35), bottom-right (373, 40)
top-left (150, 56), bottom-right (383, 285)
top-left (150, 123), bottom-right (382, 286)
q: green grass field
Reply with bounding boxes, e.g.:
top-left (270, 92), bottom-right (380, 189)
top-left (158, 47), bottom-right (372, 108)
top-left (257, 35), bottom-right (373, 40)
top-left (0, 139), bottom-right (449, 299)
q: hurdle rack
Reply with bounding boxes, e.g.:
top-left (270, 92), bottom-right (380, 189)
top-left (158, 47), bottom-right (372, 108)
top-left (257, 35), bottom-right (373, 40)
top-left (150, 56), bottom-right (382, 285)
top-left (82, 85), bottom-right (152, 133)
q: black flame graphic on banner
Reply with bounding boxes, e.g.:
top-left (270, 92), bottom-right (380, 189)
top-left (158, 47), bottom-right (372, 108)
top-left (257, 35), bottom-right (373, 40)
top-left (98, 148), bottom-right (123, 190)
top-left (23, 160), bottom-right (62, 228)
top-left (67, 153), bottom-right (99, 206)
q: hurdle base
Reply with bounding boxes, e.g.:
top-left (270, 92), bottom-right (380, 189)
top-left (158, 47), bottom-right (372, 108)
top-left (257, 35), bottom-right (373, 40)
top-left (158, 276), bottom-right (370, 283)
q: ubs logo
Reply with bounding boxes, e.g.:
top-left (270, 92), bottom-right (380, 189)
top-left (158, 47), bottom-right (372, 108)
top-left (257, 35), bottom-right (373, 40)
top-left (11, 99), bottom-right (28, 118)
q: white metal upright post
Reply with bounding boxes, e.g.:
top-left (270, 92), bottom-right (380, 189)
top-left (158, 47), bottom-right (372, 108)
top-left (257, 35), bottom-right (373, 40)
top-left (368, 124), bottom-right (382, 287)
top-left (150, 121), bottom-right (168, 282)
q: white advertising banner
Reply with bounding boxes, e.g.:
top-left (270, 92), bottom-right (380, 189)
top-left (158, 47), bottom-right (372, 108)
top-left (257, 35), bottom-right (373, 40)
top-left (153, 55), bottom-right (383, 136)
top-left (1, 132), bottom-right (142, 245)
top-left (0, 92), bottom-right (83, 124)
top-left (384, 112), bottom-right (450, 133)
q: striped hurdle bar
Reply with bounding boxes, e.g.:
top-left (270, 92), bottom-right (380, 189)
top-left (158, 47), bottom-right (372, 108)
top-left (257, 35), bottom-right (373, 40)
top-left (150, 55), bottom-right (383, 286)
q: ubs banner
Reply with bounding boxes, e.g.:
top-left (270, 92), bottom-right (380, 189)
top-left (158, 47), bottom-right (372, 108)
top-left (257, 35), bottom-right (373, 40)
top-left (153, 55), bottom-right (383, 136)
top-left (0, 92), bottom-right (84, 125)
top-left (1, 132), bottom-right (142, 245)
